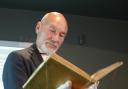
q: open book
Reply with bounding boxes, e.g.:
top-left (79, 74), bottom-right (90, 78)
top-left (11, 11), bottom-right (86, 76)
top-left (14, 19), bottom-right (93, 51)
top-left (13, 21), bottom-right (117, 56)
top-left (23, 53), bottom-right (123, 89)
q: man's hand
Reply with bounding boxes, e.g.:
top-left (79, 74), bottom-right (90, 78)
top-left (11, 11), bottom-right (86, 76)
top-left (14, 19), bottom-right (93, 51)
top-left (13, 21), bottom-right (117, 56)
top-left (57, 80), bottom-right (72, 89)
top-left (56, 80), bottom-right (99, 89)
top-left (87, 81), bottom-right (99, 89)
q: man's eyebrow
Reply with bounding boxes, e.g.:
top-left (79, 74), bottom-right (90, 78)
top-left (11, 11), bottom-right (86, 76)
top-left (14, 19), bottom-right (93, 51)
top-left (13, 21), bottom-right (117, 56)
top-left (50, 25), bottom-right (57, 29)
top-left (61, 32), bottom-right (67, 36)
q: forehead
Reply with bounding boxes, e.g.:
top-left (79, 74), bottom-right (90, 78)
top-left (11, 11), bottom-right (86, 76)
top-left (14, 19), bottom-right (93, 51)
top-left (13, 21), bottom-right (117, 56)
top-left (49, 22), bottom-right (68, 35)
top-left (43, 15), bottom-right (68, 33)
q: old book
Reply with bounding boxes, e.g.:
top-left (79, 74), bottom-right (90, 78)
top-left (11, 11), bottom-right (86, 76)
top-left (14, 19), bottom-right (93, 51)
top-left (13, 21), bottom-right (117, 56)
top-left (22, 53), bottom-right (123, 89)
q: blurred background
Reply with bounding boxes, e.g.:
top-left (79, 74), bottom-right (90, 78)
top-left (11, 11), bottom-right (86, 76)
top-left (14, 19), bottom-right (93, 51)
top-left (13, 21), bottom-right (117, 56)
top-left (0, 0), bottom-right (128, 89)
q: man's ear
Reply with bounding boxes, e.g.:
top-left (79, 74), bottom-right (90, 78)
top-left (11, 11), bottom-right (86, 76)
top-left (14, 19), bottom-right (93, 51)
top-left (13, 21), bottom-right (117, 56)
top-left (35, 21), bottom-right (41, 34)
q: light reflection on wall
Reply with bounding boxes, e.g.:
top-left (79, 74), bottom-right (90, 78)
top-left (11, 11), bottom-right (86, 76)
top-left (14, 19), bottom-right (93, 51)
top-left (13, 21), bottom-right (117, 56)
top-left (0, 41), bottom-right (31, 89)
top-left (0, 46), bottom-right (23, 89)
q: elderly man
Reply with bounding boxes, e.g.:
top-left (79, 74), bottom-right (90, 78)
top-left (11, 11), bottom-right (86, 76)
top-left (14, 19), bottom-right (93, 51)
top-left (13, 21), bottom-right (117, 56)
top-left (3, 12), bottom-right (99, 89)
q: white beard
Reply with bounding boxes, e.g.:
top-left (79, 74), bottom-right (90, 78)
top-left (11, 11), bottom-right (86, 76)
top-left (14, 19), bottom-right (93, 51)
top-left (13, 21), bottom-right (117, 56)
top-left (39, 43), bottom-right (56, 55)
top-left (36, 32), bottom-right (58, 55)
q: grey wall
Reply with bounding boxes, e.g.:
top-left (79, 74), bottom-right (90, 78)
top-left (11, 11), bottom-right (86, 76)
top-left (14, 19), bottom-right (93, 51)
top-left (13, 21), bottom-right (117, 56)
top-left (0, 8), bottom-right (42, 42)
top-left (0, 8), bottom-right (128, 52)
top-left (0, 8), bottom-right (128, 89)
top-left (66, 15), bottom-right (128, 52)
top-left (58, 44), bottom-right (128, 89)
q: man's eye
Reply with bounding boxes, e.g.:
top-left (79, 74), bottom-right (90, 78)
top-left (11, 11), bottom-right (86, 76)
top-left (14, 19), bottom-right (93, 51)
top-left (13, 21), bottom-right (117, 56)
top-left (60, 33), bottom-right (65, 38)
top-left (49, 27), bottom-right (55, 33)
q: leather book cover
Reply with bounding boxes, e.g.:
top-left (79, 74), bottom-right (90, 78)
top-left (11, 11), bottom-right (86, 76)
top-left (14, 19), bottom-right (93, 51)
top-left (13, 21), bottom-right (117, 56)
top-left (23, 53), bottom-right (123, 89)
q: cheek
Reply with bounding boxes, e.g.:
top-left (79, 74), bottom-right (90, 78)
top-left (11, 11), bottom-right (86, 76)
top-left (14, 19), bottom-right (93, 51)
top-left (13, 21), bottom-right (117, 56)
top-left (37, 32), bottom-right (46, 43)
top-left (58, 39), bottom-right (64, 46)
top-left (47, 33), bottom-right (52, 40)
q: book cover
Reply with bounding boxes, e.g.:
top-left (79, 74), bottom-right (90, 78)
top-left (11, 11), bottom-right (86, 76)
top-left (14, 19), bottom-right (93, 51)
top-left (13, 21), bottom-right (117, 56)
top-left (23, 53), bottom-right (123, 89)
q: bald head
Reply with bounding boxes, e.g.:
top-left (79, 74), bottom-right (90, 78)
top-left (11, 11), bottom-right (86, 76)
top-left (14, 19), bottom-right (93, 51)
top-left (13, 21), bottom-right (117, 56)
top-left (35, 12), bottom-right (68, 55)
top-left (41, 12), bottom-right (68, 31)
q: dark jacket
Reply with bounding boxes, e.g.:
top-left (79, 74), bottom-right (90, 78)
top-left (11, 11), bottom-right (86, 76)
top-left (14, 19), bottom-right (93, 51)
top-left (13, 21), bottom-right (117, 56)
top-left (2, 44), bottom-right (43, 89)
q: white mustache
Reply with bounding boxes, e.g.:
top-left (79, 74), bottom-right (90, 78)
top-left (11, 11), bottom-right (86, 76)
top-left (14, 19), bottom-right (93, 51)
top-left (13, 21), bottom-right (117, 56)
top-left (47, 40), bottom-right (58, 48)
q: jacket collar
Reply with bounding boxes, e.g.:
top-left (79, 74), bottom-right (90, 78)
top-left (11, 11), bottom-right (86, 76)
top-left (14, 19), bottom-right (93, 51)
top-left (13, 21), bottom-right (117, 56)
top-left (30, 44), bottom-right (43, 67)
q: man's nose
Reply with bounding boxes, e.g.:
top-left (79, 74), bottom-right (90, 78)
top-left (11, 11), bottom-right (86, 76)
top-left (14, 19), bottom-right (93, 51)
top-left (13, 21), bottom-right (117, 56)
top-left (52, 34), bottom-right (60, 42)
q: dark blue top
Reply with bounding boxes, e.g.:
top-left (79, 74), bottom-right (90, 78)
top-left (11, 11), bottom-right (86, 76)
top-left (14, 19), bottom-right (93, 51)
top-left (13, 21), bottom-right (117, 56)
top-left (2, 44), bottom-right (43, 89)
